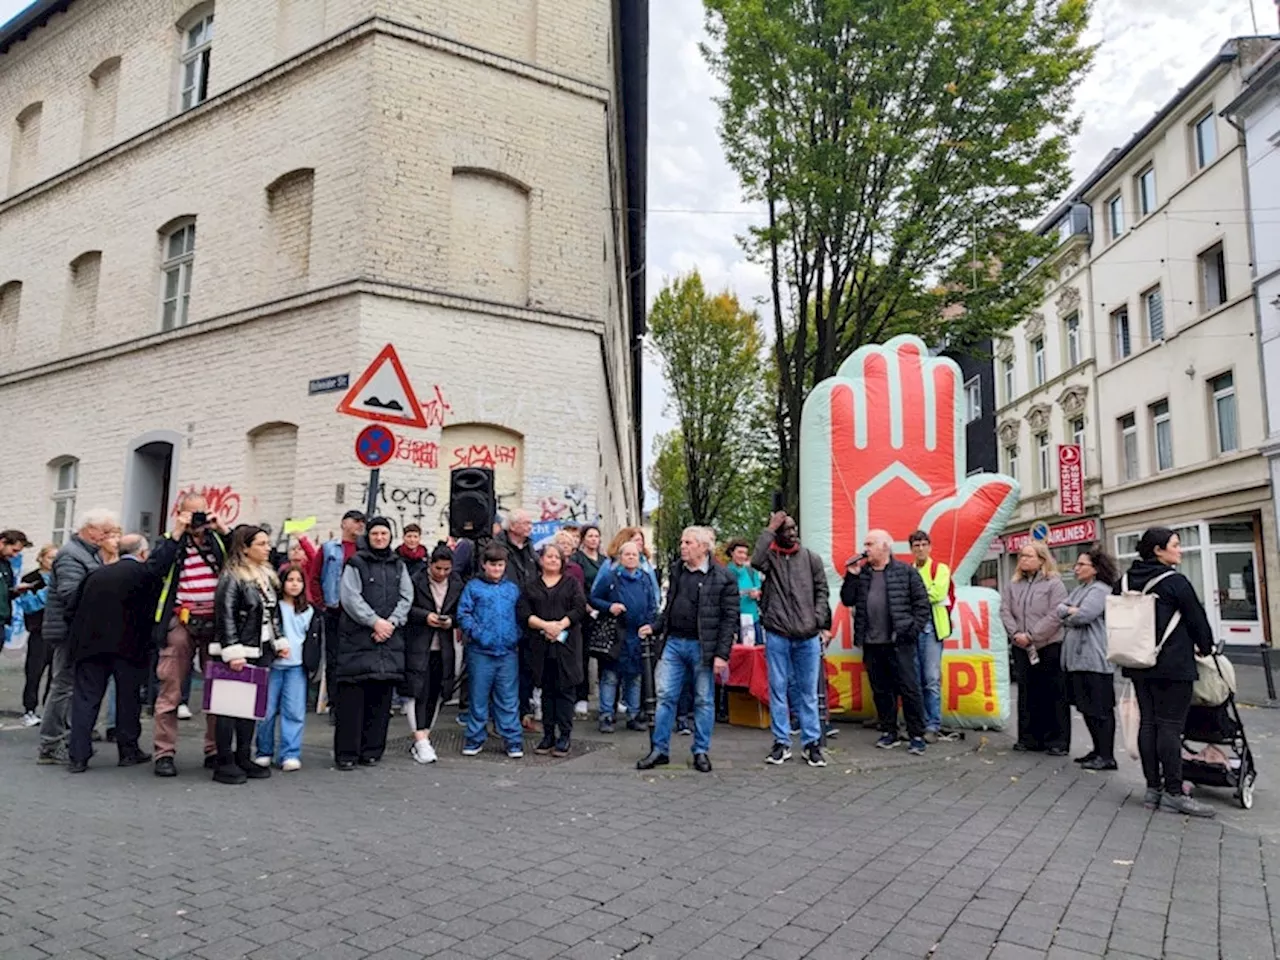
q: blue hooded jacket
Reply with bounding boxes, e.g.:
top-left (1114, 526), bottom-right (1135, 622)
top-left (458, 575), bottom-right (522, 657)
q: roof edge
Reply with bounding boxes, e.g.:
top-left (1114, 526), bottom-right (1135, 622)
top-left (0, 1), bottom-right (75, 56)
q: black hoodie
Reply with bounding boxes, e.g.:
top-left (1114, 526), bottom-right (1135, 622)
top-left (1116, 558), bottom-right (1214, 682)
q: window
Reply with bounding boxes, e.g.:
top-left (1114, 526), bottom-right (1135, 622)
top-left (179, 9), bottom-right (215, 111)
top-left (964, 376), bottom-right (981, 423)
top-left (1199, 242), bottom-right (1227, 312)
top-left (1002, 358), bottom-right (1015, 403)
top-left (160, 220), bottom-right (196, 330)
top-left (50, 458), bottom-right (78, 546)
top-left (1005, 445), bottom-right (1019, 480)
top-left (1143, 286), bottom-right (1164, 342)
top-left (1071, 416), bottom-right (1087, 473)
top-left (1136, 166), bottom-right (1156, 218)
top-left (1111, 306), bottom-right (1131, 360)
top-left (1211, 372), bottom-right (1238, 453)
top-left (1120, 413), bottom-right (1139, 481)
top-left (1117, 524), bottom-right (1205, 601)
top-left (1064, 312), bottom-right (1080, 367)
top-left (1032, 337), bottom-right (1046, 386)
top-left (1194, 110), bottom-right (1217, 169)
top-left (1036, 433), bottom-right (1051, 491)
top-left (1151, 400), bottom-right (1173, 471)
top-left (8, 101), bottom-right (43, 194)
top-left (1106, 193), bottom-right (1124, 241)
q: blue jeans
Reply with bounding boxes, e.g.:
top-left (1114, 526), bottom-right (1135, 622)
top-left (599, 669), bottom-right (640, 720)
top-left (466, 649), bottom-right (522, 750)
top-left (651, 638), bottom-right (714, 755)
top-left (256, 666), bottom-right (308, 762)
top-left (765, 632), bottom-right (821, 747)
top-left (916, 625), bottom-right (943, 732)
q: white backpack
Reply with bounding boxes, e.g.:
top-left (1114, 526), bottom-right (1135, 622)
top-left (1106, 572), bottom-right (1181, 669)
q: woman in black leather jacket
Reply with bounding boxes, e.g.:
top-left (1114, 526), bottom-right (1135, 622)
top-left (211, 525), bottom-right (286, 785)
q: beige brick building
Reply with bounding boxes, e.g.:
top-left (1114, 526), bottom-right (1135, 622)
top-left (0, 0), bottom-right (648, 547)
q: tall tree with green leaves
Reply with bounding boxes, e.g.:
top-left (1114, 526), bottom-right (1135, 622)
top-left (702, 0), bottom-right (1095, 507)
top-left (648, 272), bottom-right (775, 557)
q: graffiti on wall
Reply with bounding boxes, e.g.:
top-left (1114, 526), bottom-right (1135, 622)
top-left (395, 435), bottom-right (439, 470)
top-left (449, 444), bottom-right (519, 470)
top-left (420, 384), bottom-right (453, 430)
top-left (172, 484), bottom-right (242, 526)
top-left (356, 481), bottom-right (440, 536)
top-left (538, 484), bottom-right (590, 522)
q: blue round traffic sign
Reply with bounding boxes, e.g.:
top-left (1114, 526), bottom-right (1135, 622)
top-left (356, 424), bottom-right (395, 467)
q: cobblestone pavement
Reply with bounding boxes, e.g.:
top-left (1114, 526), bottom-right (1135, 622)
top-left (2, 659), bottom-right (1280, 959)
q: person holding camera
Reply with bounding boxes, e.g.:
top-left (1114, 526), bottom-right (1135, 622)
top-left (147, 493), bottom-right (228, 777)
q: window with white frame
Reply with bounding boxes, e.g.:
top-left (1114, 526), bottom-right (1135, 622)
top-left (1071, 416), bottom-right (1086, 473)
top-left (1036, 432), bottom-right (1051, 491)
top-left (1193, 110), bottom-right (1217, 170)
top-left (1002, 358), bottom-right (1015, 403)
top-left (1005, 444), bottom-right (1019, 480)
top-left (1199, 242), bottom-right (1227, 312)
top-left (1211, 372), bottom-right (1238, 453)
top-left (1106, 193), bottom-right (1124, 241)
top-left (1143, 286), bottom-right (1164, 342)
top-left (161, 220), bottom-right (196, 330)
top-left (1064, 312), bottom-right (1080, 367)
top-left (1119, 413), bottom-right (1138, 481)
top-left (179, 8), bottom-right (215, 112)
top-left (964, 376), bottom-right (981, 424)
top-left (1032, 337), bottom-right (1046, 386)
top-left (1117, 524), bottom-right (1205, 601)
top-left (1111, 305), bottom-right (1131, 360)
top-left (1136, 165), bottom-right (1156, 218)
top-left (50, 458), bottom-right (78, 546)
top-left (1151, 399), bottom-right (1173, 471)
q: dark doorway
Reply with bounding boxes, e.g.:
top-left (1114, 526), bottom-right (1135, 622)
top-left (125, 440), bottom-right (174, 539)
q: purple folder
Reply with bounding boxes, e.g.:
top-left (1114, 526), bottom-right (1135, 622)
top-left (202, 662), bottom-right (269, 720)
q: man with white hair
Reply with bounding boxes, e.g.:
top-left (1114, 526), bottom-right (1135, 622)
top-left (37, 507), bottom-right (116, 764)
top-left (840, 529), bottom-right (932, 754)
top-left (637, 526), bottom-right (738, 773)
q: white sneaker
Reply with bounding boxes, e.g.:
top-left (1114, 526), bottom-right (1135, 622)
top-left (253, 755), bottom-right (272, 768)
top-left (176, 704), bottom-right (192, 720)
top-left (462, 744), bottom-right (482, 757)
top-left (281, 758), bottom-right (302, 772)
top-left (574, 700), bottom-right (589, 718)
top-left (412, 739), bottom-right (438, 764)
top-left (21, 711), bottom-right (40, 727)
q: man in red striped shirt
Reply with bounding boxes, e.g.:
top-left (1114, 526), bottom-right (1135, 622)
top-left (147, 494), bottom-right (228, 777)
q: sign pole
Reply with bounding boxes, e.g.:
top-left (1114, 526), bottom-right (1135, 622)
top-left (365, 468), bottom-right (380, 518)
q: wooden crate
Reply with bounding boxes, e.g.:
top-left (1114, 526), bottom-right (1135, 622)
top-left (726, 689), bottom-right (771, 729)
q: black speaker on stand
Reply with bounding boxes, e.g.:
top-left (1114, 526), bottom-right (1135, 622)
top-left (449, 467), bottom-right (495, 540)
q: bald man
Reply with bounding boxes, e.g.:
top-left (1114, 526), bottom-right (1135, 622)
top-left (840, 530), bottom-right (932, 755)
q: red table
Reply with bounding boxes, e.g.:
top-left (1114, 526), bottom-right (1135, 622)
top-left (726, 644), bottom-right (769, 704)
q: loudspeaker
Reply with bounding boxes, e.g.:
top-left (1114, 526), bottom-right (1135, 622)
top-left (449, 467), bottom-right (495, 539)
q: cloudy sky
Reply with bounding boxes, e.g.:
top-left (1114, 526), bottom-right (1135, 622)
top-left (1, 0), bottom-right (1272, 501)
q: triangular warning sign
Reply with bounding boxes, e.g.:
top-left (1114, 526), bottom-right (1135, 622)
top-left (336, 344), bottom-right (428, 429)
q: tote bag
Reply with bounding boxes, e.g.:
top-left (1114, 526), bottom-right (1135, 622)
top-left (1106, 572), bottom-right (1180, 669)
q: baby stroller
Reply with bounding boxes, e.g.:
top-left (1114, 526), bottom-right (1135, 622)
top-left (1180, 653), bottom-right (1257, 809)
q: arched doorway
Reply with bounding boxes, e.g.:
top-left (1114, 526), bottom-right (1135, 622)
top-left (122, 430), bottom-right (182, 539)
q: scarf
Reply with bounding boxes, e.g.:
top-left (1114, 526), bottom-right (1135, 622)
top-left (770, 541), bottom-right (800, 556)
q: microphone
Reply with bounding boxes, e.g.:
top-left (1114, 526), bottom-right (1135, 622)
top-left (845, 551), bottom-right (869, 569)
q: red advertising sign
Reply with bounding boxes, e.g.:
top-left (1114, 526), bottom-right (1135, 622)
top-left (1004, 518), bottom-right (1098, 554)
top-left (1058, 444), bottom-right (1084, 516)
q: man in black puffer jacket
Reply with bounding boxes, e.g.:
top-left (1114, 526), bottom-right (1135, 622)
top-left (335, 517), bottom-right (413, 770)
top-left (637, 526), bottom-right (738, 773)
top-left (841, 528), bottom-right (931, 754)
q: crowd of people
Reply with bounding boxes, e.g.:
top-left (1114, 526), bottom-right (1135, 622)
top-left (0, 500), bottom-right (1220, 812)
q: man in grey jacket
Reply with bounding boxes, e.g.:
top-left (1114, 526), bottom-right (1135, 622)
top-left (38, 508), bottom-right (115, 764)
top-left (753, 512), bottom-right (832, 767)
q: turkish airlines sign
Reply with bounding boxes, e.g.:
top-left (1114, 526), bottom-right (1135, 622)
top-left (1058, 444), bottom-right (1084, 516)
top-left (1004, 518), bottom-right (1098, 554)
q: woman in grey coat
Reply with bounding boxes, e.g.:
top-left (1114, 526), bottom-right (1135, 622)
top-left (1000, 542), bottom-right (1069, 755)
top-left (1059, 546), bottom-right (1119, 771)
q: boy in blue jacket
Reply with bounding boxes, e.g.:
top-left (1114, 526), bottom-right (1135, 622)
top-left (457, 543), bottom-right (524, 758)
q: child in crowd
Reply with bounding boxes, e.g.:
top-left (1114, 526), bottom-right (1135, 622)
top-left (456, 542), bottom-right (525, 759)
top-left (255, 563), bottom-right (321, 771)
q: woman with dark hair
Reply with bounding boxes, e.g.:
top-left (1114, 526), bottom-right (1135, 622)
top-left (402, 542), bottom-right (462, 765)
top-left (1059, 545), bottom-right (1119, 771)
top-left (211, 525), bottom-right (285, 785)
top-left (1119, 527), bottom-right (1216, 815)
top-left (519, 543), bottom-right (587, 756)
top-left (571, 525), bottom-right (605, 716)
top-left (335, 517), bottom-right (413, 770)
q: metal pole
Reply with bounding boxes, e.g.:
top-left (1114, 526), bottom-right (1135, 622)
top-left (641, 633), bottom-right (657, 723)
top-left (365, 468), bottom-right (380, 518)
top-left (1262, 643), bottom-right (1277, 703)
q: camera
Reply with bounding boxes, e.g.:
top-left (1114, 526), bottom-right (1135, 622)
top-left (191, 511), bottom-right (209, 528)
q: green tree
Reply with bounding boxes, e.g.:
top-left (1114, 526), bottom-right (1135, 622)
top-left (703, 0), bottom-right (1095, 506)
top-left (648, 272), bottom-right (775, 558)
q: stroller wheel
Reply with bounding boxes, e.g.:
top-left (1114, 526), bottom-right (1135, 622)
top-left (1239, 770), bottom-right (1256, 810)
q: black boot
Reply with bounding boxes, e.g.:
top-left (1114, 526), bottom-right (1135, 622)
top-left (213, 753), bottom-right (247, 785)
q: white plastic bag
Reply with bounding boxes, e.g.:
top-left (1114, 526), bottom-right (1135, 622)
top-left (1118, 680), bottom-right (1140, 761)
